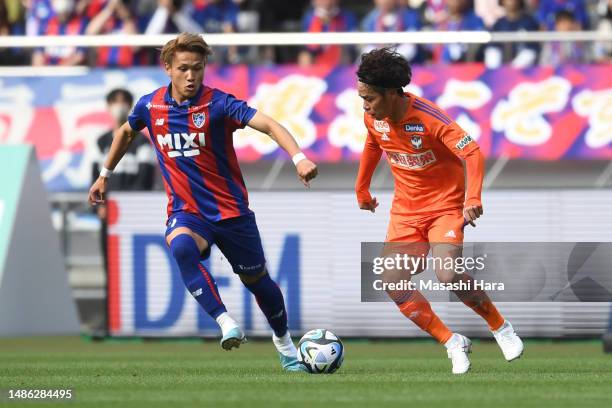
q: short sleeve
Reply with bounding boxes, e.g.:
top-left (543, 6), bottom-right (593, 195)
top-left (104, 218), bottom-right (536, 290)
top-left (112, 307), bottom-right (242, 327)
top-left (223, 93), bottom-right (257, 128)
top-left (128, 96), bottom-right (149, 131)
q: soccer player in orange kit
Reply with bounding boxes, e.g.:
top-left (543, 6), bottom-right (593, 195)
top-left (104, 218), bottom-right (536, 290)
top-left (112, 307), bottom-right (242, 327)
top-left (355, 48), bottom-right (523, 374)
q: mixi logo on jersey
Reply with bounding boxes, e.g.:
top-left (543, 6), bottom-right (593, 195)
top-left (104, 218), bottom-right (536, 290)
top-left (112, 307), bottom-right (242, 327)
top-left (156, 112), bottom-right (207, 158)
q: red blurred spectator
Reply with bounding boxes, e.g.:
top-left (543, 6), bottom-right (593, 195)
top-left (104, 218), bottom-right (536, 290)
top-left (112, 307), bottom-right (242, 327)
top-left (86, 0), bottom-right (137, 67)
top-left (299, 0), bottom-right (358, 66)
top-left (31, 0), bottom-right (89, 66)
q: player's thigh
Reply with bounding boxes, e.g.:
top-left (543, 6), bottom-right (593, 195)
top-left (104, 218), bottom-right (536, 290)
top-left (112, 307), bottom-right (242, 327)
top-left (165, 212), bottom-right (213, 257)
top-left (430, 243), bottom-right (463, 284)
top-left (384, 215), bottom-right (430, 281)
top-left (427, 210), bottom-right (465, 246)
top-left (427, 211), bottom-right (466, 283)
top-left (214, 212), bottom-right (267, 276)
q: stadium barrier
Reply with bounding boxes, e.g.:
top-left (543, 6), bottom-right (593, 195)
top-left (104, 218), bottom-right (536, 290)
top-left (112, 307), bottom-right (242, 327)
top-left (107, 190), bottom-right (612, 338)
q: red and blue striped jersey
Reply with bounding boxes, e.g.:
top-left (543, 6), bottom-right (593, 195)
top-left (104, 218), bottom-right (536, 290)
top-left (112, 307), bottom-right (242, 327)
top-left (128, 84), bottom-right (256, 222)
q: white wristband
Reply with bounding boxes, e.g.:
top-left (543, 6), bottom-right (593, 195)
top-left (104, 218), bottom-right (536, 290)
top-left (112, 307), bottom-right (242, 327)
top-left (292, 152), bottom-right (307, 166)
top-left (100, 167), bottom-right (113, 178)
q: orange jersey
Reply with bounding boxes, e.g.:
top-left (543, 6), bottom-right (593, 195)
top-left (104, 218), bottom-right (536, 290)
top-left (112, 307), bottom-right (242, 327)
top-left (356, 93), bottom-right (485, 216)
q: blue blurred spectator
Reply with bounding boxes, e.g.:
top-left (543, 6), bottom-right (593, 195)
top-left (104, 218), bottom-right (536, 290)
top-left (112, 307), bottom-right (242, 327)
top-left (185, 0), bottom-right (240, 63)
top-left (594, 0), bottom-right (612, 61)
top-left (32, 0), bottom-right (89, 66)
top-left (145, 0), bottom-right (202, 34)
top-left (540, 10), bottom-right (589, 65)
top-left (188, 0), bottom-right (239, 33)
top-left (361, 0), bottom-right (425, 63)
top-left (474, 0), bottom-right (504, 27)
top-left (485, 0), bottom-right (540, 68)
top-left (435, 0), bottom-right (485, 62)
top-left (299, 0), bottom-right (358, 66)
top-left (537, 0), bottom-right (589, 29)
top-left (24, 0), bottom-right (54, 36)
top-left (86, 0), bottom-right (138, 67)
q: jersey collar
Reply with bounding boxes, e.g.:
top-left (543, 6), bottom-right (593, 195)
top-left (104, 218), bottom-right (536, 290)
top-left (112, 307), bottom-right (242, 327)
top-left (164, 83), bottom-right (204, 107)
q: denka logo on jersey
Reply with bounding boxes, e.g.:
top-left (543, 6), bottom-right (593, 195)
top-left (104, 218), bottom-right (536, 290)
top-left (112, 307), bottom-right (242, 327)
top-left (387, 149), bottom-right (436, 169)
top-left (374, 120), bottom-right (390, 133)
top-left (455, 134), bottom-right (474, 150)
top-left (405, 123), bottom-right (425, 133)
top-left (411, 135), bottom-right (422, 149)
top-left (157, 132), bottom-right (206, 158)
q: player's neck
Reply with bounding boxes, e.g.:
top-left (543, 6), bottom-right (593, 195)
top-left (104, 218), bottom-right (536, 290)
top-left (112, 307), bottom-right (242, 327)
top-left (389, 95), bottom-right (409, 123)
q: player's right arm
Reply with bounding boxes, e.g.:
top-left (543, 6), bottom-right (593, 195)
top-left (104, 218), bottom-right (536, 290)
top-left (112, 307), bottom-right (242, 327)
top-left (88, 121), bottom-right (138, 206)
top-left (355, 129), bottom-right (383, 213)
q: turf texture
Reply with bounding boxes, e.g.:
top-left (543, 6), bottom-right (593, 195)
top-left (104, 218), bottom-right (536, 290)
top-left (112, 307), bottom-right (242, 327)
top-left (1, 337), bottom-right (611, 407)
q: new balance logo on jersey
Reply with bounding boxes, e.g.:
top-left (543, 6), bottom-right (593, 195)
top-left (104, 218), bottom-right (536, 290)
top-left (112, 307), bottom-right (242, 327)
top-left (157, 132), bottom-right (206, 158)
top-left (192, 288), bottom-right (203, 297)
top-left (155, 118), bottom-right (164, 126)
top-left (444, 230), bottom-right (456, 238)
top-left (374, 120), bottom-right (390, 133)
top-left (455, 134), bottom-right (474, 150)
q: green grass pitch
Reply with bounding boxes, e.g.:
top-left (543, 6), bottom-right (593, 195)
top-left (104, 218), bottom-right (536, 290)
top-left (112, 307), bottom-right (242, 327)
top-left (1, 337), bottom-right (611, 407)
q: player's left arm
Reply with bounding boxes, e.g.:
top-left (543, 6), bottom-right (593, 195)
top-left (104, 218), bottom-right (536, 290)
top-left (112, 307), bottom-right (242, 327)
top-left (437, 122), bottom-right (485, 226)
top-left (247, 111), bottom-right (318, 187)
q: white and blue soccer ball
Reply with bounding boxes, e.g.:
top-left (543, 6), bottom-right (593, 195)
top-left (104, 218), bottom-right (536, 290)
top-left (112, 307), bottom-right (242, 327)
top-left (297, 329), bottom-right (344, 374)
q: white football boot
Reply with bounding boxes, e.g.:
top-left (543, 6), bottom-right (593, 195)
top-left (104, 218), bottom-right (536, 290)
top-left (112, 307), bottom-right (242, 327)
top-left (445, 333), bottom-right (472, 374)
top-left (492, 321), bottom-right (524, 362)
top-left (216, 312), bottom-right (246, 351)
top-left (273, 332), bottom-right (308, 372)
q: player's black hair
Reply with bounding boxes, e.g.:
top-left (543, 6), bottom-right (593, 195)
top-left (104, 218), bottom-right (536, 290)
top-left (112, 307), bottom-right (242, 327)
top-left (356, 47), bottom-right (412, 95)
top-left (106, 88), bottom-right (134, 106)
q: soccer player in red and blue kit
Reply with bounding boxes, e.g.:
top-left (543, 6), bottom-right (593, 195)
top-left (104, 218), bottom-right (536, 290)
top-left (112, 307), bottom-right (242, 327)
top-left (88, 33), bottom-right (317, 372)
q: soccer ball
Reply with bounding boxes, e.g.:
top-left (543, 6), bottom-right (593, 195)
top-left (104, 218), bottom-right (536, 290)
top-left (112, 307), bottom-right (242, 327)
top-left (297, 329), bottom-right (344, 374)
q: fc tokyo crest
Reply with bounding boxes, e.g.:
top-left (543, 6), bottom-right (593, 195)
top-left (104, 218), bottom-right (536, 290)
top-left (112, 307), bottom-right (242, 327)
top-left (411, 135), bottom-right (423, 149)
top-left (192, 112), bottom-right (206, 128)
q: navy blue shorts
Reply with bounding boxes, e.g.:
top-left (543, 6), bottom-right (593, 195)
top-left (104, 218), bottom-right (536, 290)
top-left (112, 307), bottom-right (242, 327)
top-left (165, 211), bottom-right (267, 275)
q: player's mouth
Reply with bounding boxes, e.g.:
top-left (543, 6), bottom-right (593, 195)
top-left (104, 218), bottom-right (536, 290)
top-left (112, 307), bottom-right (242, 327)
top-left (185, 84), bottom-right (196, 92)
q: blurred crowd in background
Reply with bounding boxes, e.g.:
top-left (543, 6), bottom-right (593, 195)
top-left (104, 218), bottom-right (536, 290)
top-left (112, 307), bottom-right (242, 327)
top-left (1, 0), bottom-right (611, 67)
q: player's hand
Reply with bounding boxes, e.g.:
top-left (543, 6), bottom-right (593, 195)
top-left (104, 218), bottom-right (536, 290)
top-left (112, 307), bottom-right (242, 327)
top-left (463, 204), bottom-right (483, 227)
top-left (359, 197), bottom-right (379, 213)
top-left (88, 177), bottom-right (108, 206)
top-left (296, 159), bottom-right (318, 188)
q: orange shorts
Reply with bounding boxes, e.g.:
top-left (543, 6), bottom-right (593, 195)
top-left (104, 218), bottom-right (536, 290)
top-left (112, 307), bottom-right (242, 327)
top-left (386, 209), bottom-right (465, 250)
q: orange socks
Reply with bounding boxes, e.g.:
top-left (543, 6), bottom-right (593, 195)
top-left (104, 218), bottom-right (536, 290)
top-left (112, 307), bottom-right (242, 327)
top-left (453, 274), bottom-right (505, 331)
top-left (398, 291), bottom-right (453, 344)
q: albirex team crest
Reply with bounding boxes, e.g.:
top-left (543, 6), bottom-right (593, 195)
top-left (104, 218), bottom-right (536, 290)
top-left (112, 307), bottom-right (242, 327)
top-left (411, 135), bottom-right (423, 149)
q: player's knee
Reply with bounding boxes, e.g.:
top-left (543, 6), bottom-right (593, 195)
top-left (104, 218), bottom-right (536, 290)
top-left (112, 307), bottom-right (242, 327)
top-left (170, 234), bottom-right (200, 265)
top-left (239, 268), bottom-right (268, 286)
top-left (436, 269), bottom-right (456, 284)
